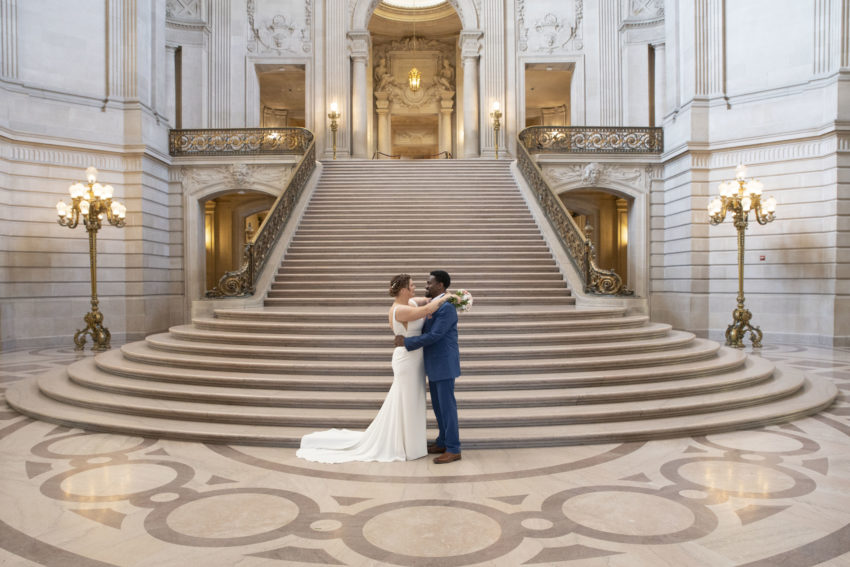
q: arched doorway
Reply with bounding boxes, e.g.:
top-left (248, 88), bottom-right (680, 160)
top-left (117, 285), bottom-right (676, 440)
top-left (368, 1), bottom-right (462, 158)
top-left (560, 189), bottom-right (631, 289)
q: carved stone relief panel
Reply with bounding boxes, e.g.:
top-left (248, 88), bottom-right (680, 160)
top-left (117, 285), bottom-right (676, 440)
top-left (628, 0), bottom-right (664, 20)
top-left (543, 162), bottom-right (649, 193)
top-left (373, 37), bottom-right (456, 113)
top-left (518, 0), bottom-right (583, 53)
top-left (182, 164), bottom-right (293, 196)
top-left (167, 0), bottom-right (204, 22)
top-left (247, 0), bottom-right (312, 55)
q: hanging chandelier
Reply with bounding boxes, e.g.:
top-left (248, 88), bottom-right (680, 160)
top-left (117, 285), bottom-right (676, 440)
top-left (408, 3), bottom-right (421, 91)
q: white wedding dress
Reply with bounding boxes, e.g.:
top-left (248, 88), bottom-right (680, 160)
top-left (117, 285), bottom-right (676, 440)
top-left (296, 301), bottom-right (428, 463)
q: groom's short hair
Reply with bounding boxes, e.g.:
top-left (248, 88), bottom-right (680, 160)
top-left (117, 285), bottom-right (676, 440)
top-left (430, 270), bottom-right (451, 288)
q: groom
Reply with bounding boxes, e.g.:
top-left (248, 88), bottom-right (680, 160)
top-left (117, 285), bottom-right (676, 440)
top-left (394, 270), bottom-right (461, 464)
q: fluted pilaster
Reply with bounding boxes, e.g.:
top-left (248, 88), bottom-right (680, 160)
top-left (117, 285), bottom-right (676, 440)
top-left (599, 0), bottom-right (621, 125)
top-left (325, 4), bottom-right (348, 158)
top-left (0, 0), bottom-right (17, 80)
top-left (480, 1), bottom-right (504, 156)
top-left (694, 0), bottom-right (723, 96)
top-left (107, 0), bottom-right (138, 100)
top-left (842, 0), bottom-right (850, 68)
top-left (208, 0), bottom-right (230, 127)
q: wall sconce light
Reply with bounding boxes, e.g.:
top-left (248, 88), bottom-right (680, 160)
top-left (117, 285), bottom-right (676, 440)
top-left (490, 101), bottom-right (502, 159)
top-left (708, 164), bottom-right (777, 348)
top-left (328, 102), bottom-right (340, 160)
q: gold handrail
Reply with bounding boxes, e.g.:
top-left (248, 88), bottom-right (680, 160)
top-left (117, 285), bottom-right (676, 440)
top-left (169, 128), bottom-right (313, 157)
top-left (518, 125), bottom-right (663, 154)
top-left (516, 128), bottom-right (635, 296)
top-left (199, 132), bottom-right (317, 298)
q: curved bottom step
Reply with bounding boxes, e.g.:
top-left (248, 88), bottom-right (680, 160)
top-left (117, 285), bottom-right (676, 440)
top-left (6, 368), bottom-right (838, 448)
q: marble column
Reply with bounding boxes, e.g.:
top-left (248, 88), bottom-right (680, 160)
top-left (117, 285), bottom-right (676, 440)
top-left (165, 45), bottom-right (177, 128)
top-left (348, 31), bottom-right (371, 159)
top-left (375, 92), bottom-right (391, 156)
top-left (652, 42), bottom-right (666, 126)
top-left (459, 31), bottom-right (482, 158)
top-left (440, 106), bottom-right (453, 157)
top-left (1, 0), bottom-right (18, 80)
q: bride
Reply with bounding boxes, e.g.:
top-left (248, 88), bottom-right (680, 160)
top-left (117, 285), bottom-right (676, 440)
top-left (296, 273), bottom-right (451, 463)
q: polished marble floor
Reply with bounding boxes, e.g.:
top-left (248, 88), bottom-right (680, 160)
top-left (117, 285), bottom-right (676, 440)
top-left (1, 343), bottom-right (850, 566)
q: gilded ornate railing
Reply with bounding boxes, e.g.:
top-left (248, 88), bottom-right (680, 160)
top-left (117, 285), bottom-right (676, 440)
top-left (170, 129), bottom-right (317, 298)
top-left (169, 128), bottom-right (313, 157)
top-left (516, 128), bottom-right (634, 295)
top-left (518, 126), bottom-right (663, 154)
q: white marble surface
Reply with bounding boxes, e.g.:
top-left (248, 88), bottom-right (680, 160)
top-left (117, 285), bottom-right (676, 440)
top-left (1, 341), bottom-right (850, 566)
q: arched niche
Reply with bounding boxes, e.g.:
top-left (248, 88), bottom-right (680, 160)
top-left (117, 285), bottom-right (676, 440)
top-left (351, 0), bottom-right (479, 31)
top-left (542, 162), bottom-right (655, 298)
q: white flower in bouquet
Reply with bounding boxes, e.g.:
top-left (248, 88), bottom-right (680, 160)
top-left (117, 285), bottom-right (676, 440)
top-left (448, 289), bottom-right (473, 312)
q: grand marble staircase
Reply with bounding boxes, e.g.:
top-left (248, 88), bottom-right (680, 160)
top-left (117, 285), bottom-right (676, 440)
top-left (7, 160), bottom-right (837, 447)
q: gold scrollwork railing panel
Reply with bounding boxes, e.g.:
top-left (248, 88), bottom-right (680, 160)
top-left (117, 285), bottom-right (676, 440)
top-left (169, 128), bottom-right (313, 157)
top-left (516, 129), bottom-right (634, 296)
top-left (518, 126), bottom-right (663, 154)
top-left (196, 132), bottom-right (316, 298)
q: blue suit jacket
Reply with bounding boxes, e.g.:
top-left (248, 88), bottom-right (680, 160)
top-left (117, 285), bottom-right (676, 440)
top-left (404, 301), bottom-right (460, 382)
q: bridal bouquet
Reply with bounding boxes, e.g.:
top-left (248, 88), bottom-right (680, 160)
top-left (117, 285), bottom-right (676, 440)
top-left (448, 289), bottom-right (473, 312)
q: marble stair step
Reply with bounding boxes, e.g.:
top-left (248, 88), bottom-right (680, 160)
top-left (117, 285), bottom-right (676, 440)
top-left (120, 337), bottom-right (718, 375)
top-left (273, 272), bottom-right (563, 283)
top-left (94, 346), bottom-right (746, 390)
top-left (212, 306), bottom-right (629, 323)
top-left (264, 296), bottom-right (576, 307)
top-left (266, 286), bottom-right (570, 298)
top-left (192, 315), bottom-right (651, 334)
top-left (69, 356), bottom-right (772, 408)
top-left (274, 262), bottom-right (559, 273)
top-left (167, 322), bottom-right (672, 347)
top-left (8, 370), bottom-right (836, 448)
top-left (285, 243), bottom-right (551, 253)
top-left (33, 366), bottom-right (806, 428)
top-left (142, 330), bottom-right (694, 361)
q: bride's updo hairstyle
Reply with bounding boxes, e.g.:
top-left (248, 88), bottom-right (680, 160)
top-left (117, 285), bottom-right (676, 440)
top-left (389, 273), bottom-right (411, 297)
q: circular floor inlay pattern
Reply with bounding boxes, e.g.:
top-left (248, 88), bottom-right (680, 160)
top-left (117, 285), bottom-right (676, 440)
top-left (60, 464), bottom-right (178, 498)
top-left (678, 461), bottom-right (796, 495)
top-left (704, 431), bottom-right (806, 453)
top-left (311, 519), bottom-right (342, 531)
top-left (563, 491), bottom-right (695, 537)
top-left (149, 492), bottom-right (181, 503)
top-left (166, 493), bottom-right (299, 539)
top-left (521, 518), bottom-right (554, 530)
top-left (363, 506), bottom-right (501, 557)
top-left (46, 434), bottom-right (148, 457)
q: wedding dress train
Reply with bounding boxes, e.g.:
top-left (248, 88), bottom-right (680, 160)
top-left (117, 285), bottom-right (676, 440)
top-left (296, 303), bottom-right (427, 463)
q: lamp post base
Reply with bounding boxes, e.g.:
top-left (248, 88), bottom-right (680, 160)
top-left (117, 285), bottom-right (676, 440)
top-left (74, 309), bottom-right (111, 352)
top-left (724, 305), bottom-right (763, 349)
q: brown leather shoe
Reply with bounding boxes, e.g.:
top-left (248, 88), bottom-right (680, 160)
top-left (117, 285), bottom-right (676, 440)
top-left (427, 444), bottom-right (446, 454)
top-left (433, 452), bottom-right (461, 464)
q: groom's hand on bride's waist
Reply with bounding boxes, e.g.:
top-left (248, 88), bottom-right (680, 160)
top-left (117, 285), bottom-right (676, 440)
top-left (394, 335), bottom-right (405, 347)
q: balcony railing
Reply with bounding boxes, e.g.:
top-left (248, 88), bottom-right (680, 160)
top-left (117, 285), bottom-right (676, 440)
top-left (168, 128), bottom-right (316, 298)
top-left (516, 126), bottom-right (645, 296)
top-left (169, 127), bottom-right (313, 157)
top-left (518, 126), bottom-right (663, 154)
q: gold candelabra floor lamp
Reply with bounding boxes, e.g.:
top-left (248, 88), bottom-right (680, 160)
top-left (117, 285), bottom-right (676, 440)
top-left (491, 101), bottom-right (502, 159)
top-left (708, 164), bottom-right (777, 348)
top-left (56, 167), bottom-right (127, 351)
